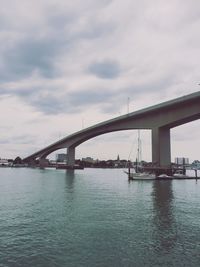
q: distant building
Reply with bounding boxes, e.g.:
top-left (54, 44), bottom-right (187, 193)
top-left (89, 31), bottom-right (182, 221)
top-left (56, 153), bottom-right (67, 162)
top-left (82, 157), bottom-right (95, 164)
top-left (175, 157), bottom-right (189, 165)
top-left (114, 155), bottom-right (121, 167)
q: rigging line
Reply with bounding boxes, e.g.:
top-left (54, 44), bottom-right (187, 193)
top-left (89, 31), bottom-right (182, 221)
top-left (124, 136), bottom-right (137, 169)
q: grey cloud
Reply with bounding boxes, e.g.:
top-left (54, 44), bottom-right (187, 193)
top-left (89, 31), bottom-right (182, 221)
top-left (92, 75), bottom-right (177, 114)
top-left (80, 18), bottom-right (116, 40)
top-left (0, 17), bottom-right (8, 31)
top-left (0, 86), bottom-right (65, 114)
top-left (69, 89), bottom-right (114, 106)
top-left (48, 12), bottom-right (114, 40)
top-left (126, 74), bottom-right (177, 98)
top-left (47, 12), bottom-right (75, 31)
top-left (1, 37), bottom-right (63, 82)
top-left (14, 135), bottom-right (38, 144)
top-left (0, 71), bottom-right (176, 116)
top-left (0, 135), bottom-right (37, 145)
top-left (30, 95), bottom-right (68, 115)
top-left (28, 88), bottom-right (116, 115)
top-left (88, 60), bottom-right (121, 79)
top-left (100, 103), bottom-right (120, 114)
top-left (172, 123), bottom-right (200, 141)
top-left (0, 1), bottom-right (197, 117)
top-left (15, 87), bottom-right (68, 115)
top-left (0, 138), bottom-right (10, 145)
top-left (0, 5), bottom-right (116, 82)
top-left (0, 84), bottom-right (119, 115)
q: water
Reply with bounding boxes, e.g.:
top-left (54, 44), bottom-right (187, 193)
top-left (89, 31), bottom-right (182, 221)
top-left (0, 167), bottom-right (200, 267)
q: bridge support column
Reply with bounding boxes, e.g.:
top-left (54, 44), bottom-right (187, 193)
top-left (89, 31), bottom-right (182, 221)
top-left (67, 146), bottom-right (75, 167)
top-left (26, 158), bottom-right (36, 167)
top-left (152, 127), bottom-right (171, 168)
top-left (39, 158), bottom-right (49, 168)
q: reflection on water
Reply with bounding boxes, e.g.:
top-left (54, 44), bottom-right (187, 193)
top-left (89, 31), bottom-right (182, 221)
top-left (65, 170), bottom-right (75, 189)
top-left (1, 168), bottom-right (200, 267)
top-left (152, 181), bottom-right (177, 252)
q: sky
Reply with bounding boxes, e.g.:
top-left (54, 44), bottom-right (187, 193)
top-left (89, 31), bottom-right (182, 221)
top-left (0, 0), bottom-right (200, 163)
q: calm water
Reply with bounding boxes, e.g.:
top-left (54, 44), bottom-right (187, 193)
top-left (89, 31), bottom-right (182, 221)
top-left (0, 167), bottom-right (200, 267)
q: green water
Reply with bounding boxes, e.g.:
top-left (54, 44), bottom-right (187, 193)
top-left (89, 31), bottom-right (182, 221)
top-left (0, 167), bottom-right (200, 267)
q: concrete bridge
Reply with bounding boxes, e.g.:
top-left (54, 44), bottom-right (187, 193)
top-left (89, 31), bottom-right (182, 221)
top-left (24, 91), bottom-right (200, 168)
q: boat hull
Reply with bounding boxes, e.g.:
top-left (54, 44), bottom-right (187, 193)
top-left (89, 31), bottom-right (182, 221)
top-left (124, 171), bottom-right (156, 180)
top-left (124, 170), bottom-right (199, 180)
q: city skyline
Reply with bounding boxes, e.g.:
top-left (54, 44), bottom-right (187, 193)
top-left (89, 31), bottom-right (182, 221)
top-left (0, 1), bottom-right (200, 161)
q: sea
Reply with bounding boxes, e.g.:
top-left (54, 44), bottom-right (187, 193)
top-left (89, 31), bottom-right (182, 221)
top-left (0, 167), bottom-right (200, 267)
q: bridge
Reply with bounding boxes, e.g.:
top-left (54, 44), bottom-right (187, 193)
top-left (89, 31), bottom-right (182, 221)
top-left (24, 91), bottom-right (200, 169)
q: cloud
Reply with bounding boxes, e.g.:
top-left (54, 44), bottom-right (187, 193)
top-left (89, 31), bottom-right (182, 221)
top-left (68, 88), bottom-right (117, 111)
top-left (0, 135), bottom-right (37, 145)
top-left (171, 121), bottom-right (200, 142)
top-left (0, 1), bottom-right (115, 83)
top-left (21, 86), bottom-right (119, 115)
top-left (1, 38), bottom-right (61, 82)
top-left (0, 68), bottom-right (191, 116)
top-left (0, 0), bottom-right (200, 160)
top-left (88, 60), bottom-right (121, 79)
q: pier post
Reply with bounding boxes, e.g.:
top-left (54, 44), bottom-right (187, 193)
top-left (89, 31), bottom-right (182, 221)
top-left (67, 146), bottom-right (75, 167)
top-left (152, 127), bottom-right (171, 170)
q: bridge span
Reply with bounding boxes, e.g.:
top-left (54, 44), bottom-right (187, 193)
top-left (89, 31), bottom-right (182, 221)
top-left (24, 91), bottom-right (200, 168)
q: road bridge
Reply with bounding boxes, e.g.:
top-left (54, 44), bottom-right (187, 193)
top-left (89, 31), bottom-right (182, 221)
top-left (24, 91), bottom-right (200, 169)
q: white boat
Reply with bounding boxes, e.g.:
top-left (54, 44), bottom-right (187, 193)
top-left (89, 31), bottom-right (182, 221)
top-left (125, 130), bottom-right (155, 180)
top-left (157, 174), bottom-right (171, 178)
top-left (173, 173), bottom-right (188, 178)
top-left (125, 170), bottom-right (155, 180)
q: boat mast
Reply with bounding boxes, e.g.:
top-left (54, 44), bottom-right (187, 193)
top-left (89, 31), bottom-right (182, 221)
top-left (135, 130), bottom-right (139, 172)
top-left (137, 130), bottom-right (142, 163)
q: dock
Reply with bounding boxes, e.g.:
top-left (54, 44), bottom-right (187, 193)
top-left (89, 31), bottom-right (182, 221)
top-left (56, 164), bottom-right (84, 170)
top-left (129, 175), bottom-right (200, 181)
top-left (127, 167), bottom-right (199, 181)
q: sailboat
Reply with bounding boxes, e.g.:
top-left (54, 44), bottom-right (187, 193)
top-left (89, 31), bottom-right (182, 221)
top-left (125, 130), bottom-right (155, 180)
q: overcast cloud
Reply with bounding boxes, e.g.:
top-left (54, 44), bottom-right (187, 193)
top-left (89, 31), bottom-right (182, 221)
top-left (0, 0), bottom-right (199, 161)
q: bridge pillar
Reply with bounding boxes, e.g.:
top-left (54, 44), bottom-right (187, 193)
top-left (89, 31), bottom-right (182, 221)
top-left (26, 158), bottom-right (36, 167)
top-left (67, 146), bottom-right (75, 166)
top-left (152, 127), bottom-right (171, 168)
top-left (39, 158), bottom-right (49, 168)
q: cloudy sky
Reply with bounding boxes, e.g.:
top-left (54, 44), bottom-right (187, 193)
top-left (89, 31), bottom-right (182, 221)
top-left (0, 0), bottom-right (199, 162)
